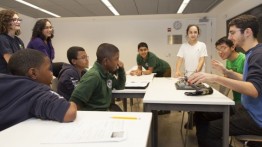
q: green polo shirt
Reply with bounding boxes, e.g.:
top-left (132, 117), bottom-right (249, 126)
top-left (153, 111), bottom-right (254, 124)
top-left (137, 52), bottom-right (170, 77)
top-left (226, 52), bottom-right (245, 103)
top-left (70, 62), bottom-right (126, 111)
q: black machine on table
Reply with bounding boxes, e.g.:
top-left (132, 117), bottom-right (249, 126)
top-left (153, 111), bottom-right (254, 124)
top-left (175, 76), bottom-right (213, 96)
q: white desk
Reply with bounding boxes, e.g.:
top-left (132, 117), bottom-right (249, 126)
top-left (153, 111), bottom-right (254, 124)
top-left (0, 111), bottom-right (152, 147)
top-left (112, 74), bottom-right (154, 111)
top-left (143, 78), bottom-right (235, 147)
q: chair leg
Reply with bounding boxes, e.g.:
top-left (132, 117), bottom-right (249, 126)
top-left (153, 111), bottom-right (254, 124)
top-left (180, 111), bottom-right (188, 147)
top-left (180, 111), bottom-right (185, 136)
top-left (180, 111), bottom-right (194, 147)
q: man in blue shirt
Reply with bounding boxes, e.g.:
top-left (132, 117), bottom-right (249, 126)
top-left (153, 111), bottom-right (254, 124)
top-left (188, 15), bottom-right (262, 147)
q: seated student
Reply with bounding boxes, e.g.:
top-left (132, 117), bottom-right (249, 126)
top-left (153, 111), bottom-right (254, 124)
top-left (70, 43), bottom-right (126, 111)
top-left (0, 49), bottom-right (77, 131)
top-left (57, 46), bottom-right (89, 100)
top-left (212, 37), bottom-right (245, 102)
top-left (130, 42), bottom-right (171, 77)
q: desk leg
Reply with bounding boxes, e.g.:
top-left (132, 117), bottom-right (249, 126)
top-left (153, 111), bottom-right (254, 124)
top-left (123, 99), bottom-right (127, 112)
top-left (151, 110), bottom-right (158, 147)
top-left (222, 106), bottom-right (230, 147)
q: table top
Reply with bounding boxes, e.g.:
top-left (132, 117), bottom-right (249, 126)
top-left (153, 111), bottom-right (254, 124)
top-left (0, 111), bottom-right (152, 147)
top-left (143, 78), bottom-right (235, 105)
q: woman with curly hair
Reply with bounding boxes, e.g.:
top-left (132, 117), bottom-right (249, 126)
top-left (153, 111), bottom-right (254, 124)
top-left (0, 9), bottom-right (24, 74)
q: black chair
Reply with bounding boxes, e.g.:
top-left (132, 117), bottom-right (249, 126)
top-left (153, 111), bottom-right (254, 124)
top-left (234, 135), bottom-right (262, 147)
top-left (52, 62), bottom-right (65, 78)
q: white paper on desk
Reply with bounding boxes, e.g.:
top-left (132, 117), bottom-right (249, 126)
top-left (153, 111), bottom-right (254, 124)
top-left (41, 120), bottom-right (126, 144)
top-left (125, 81), bottom-right (149, 87)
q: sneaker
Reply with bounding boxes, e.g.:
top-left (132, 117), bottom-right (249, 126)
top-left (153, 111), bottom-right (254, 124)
top-left (157, 110), bottom-right (171, 115)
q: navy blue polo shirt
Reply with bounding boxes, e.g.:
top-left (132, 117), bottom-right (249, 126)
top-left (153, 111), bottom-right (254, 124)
top-left (0, 34), bottom-right (24, 74)
top-left (0, 74), bottom-right (70, 131)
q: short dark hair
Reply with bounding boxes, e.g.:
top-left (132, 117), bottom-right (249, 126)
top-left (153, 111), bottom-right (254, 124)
top-left (228, 15), bottom-right (259, 38)
top-left (138, 42), bottom-right (148, 49)
top-left (8, 49), bottom-right (46, 76)
top-left (96, 43), bottom-right (119, 63)
top-left (215, 36), bottom-right (234, 48)
top-left (31, 19), bottom-right (54, 41)
top-left (0, 9), bottom-right (20, 35)
top-left (186, 24), bottom-right (200, 35)
top-left (67, 46), bottom-right (85, 65)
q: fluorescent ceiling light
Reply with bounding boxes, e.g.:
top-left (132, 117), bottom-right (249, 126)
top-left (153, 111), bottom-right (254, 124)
top-left (177, 0), bottom-right (191, 14)
top-left (101, 0), bottom-right (119, 16)
top-left (15, 0), bottom-right (61, 17)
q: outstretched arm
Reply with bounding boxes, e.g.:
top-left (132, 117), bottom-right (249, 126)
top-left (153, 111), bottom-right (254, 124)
top-left (188, 72), bottom-right (258, 98)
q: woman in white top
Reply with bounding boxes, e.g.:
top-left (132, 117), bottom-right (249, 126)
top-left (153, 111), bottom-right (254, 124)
top-left (175, 24), bottom-right (208, 77)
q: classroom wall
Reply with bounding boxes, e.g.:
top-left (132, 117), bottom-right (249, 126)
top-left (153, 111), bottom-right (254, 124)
top-left (2, 0), bottom-right (261, 74)
top-left (48, 14), bottom-right (212, 73)
top-left (49, 0), bottom-right (261, 74)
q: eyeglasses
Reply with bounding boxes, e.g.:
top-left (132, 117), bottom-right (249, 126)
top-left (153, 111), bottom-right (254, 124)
top-left (216, 46), bottom-right (228, 53)
top-left (44, 26), bottom-right (54, 30)
top-left (11, 18), bottom-right (22, 22)
top-left (77, 56), bottom-right (89, 60)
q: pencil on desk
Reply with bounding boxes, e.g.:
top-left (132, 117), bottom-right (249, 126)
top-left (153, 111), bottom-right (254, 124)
top-left (111, 116), bottom-right (139, 120)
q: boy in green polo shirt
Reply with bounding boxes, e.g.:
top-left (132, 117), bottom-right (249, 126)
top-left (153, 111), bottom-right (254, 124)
top-left (70, 43), bottom-right (126, 111)
top-left (212, 36), bottom-right (245, 102)
top-left (130, 42), bottom-right (171, 115)
top-left (130, 42), bottom-right (171, 77)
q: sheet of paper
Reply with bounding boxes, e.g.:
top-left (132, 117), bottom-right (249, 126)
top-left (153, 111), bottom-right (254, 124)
top-left (125, 81), bottom-right (149, 87)
top-left (41, 119), bottom-right (126, 144)
top-left (126, 74), bottom-right (154, 83)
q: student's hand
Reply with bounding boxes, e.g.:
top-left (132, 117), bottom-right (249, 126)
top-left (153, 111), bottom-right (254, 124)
top-left (212, 60), bottom-right (226, 74)
top-left (117, 61), bottom-right (124, 69)
top-left (188, 72), bottom-right (218, 85)
top-left (175, 71), bottom-right (182, 78)
top-left (136, 70), bottom-right (142, 76)
top-left (130, 70), bottom-right (137, 76)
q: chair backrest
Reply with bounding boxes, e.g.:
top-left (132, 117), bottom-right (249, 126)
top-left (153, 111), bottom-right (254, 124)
top-left (52, 62), bottom-right (65, 78)
top-left (51, 78), bottom-right (59, 92)
top-left (219, 85), bottom-right (230, 96)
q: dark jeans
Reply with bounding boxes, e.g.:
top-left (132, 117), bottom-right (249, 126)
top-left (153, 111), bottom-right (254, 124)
top-left (195, 104), bottom-right (262, 147)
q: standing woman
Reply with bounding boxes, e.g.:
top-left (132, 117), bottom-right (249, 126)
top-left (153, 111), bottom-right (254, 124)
top-left (0, 9), bottom-right (24, 74)
top-left (175, 24), bottom-right (208, 77)
top-left (27, 19), bottom-right (55, 63)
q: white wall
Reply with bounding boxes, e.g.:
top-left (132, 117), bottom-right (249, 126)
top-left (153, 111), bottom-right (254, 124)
top-left (3, 0), bottom-right (261, 74)
top-left (48, 14), bottom-right (211, 73)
